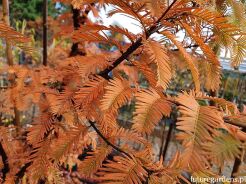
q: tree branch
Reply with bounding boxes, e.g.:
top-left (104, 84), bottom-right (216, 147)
top-left (0, 142), bottom-right (9, 182)
top-left (147, 0), bottom-right (178, 37)
top-left (99, 38), bottom-right (143, 79)
top-left (88, 121), bottom-right (154, 183)
top-left (88, 121), bottom-right (131, 158)
top-left (99, 0), bottom-right (178, 78)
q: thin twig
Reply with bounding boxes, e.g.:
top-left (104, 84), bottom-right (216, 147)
top-left (89, 121), bottom-right (131, 158)
top-left (147, 0), bottom-right (178, 37)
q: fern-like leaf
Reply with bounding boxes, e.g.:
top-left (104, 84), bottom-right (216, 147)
top-left (27, 113), bottom-right (54, 145)
top-left (133, 61), bottom-right (158, 88)
top-left (109, 128), bottom-right (147, 146)
top-left (28, 138), bottom-right (52, 182)
top-left (144, 40), bottom-right (172, 89)
top-left (144, 0), bottom-right (166, 18)
top-left (100, 77), bottom-right (133, 115)
top-left (162, 30), bottom-right (200, 92)
top-left (46, 87), bottom-right (76, 115)
top-left (74, 55), bottom-right (110, 79)
top-left (49, 125), bottom-right (88, 162)
top-left (78, 145), bottom-right (112, 176)
top-left (198, 59), bottom-right (221, 91)
top-left (195, 91), bottom-right (239, 115)
top-left (181, 21), bottom-right (221, 66)
top-left (0, 22), bottom-right (32, 54)
top-left (176, 91), bottom-right (224, 171)
top-left (98, 155), bottom-right (148, 184)
top-left (231, 36), bottom-right (246, 67)
top-left (75, 76), bottom-right (107, 111)
top-left (132, 88), bottom-right (171, 134)
top-left (189, 8), bottom-right (239, 34)
top-left (203, 132), bottom-right (242, 167)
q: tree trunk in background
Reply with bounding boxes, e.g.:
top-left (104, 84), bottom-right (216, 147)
top-left (43, 0), bottom-right (48, 66)
top-left (159, 120), bottom-right (166, 159)
top-left (231, 66), bottom-right (243, 178)
top-left (37, 2), bottom-right (48, 182)
top-left (2, 0), bottom-right (21, 132)
top-left (162, 121), bottom-right (174, 161)
top-left (231, 127), bottom-right (246, 178)
top-left (2, 0), bottom-right (13, 66)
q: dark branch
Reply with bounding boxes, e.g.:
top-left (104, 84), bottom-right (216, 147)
top-left (0, 142), bottom-right (10, 182)
top-left (15, 162), bottom-right (32, 181)
top-left (171, 44), bottom-right (199, 51)
top-left (157, 0), bottom-right (179, 24)
top-left (147, 0), bottom-right (178, 37)
top-left (88, 121), bottom-right (154, 183)
top-left (99, 38), bottom-right (143, 79)
top-left (99, 0), bottom-right (178, 79)
top-left (89, 121), bottom-right (131, 158)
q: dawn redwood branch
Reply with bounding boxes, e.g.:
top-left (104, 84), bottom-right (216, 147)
top-left (156, 0), bottom-right (178, 25)
top-left (147, 0), bottom-right (178, 36)
top-left (15, 1), bottom-right (219, 182)
top-left (99, 0), bottom-right (178, 78)
top-left (93, 2), bottom-right (179, 180)
top-left (99, 38), bottom-right (143, 79)
top-left (95, 0), bottom-right (180, 164)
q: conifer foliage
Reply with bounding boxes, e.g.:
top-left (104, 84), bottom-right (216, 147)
top-left (0, 0), bottom-right (246, 183)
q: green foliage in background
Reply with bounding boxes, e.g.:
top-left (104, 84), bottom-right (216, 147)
top-left (9, 0), bottom-right (60, 21)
